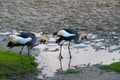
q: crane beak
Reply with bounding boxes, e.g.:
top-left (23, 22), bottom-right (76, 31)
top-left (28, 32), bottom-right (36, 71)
top-left (81, 36), bottom-right (87, 40)
top-left (84, 36), bottom-right (87, 40)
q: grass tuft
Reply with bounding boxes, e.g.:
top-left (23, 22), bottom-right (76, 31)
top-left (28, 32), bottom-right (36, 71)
top-left (100, 62), bottom-right (120, 73)
top-left (65, 69), bottom-right (80, 74)
top-left (57, 69), bottom-right (79, 74)
top-left (0, 50), bottom-right (39, 80)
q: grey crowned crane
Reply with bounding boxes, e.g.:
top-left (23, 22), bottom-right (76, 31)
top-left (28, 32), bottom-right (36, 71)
top-left (7, 32), bottom-right (47, 64)
top-left (53, 29), bottom-right (87, 59)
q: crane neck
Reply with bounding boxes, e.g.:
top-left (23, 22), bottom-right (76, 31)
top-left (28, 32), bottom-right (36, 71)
top-left (34, 39), bottom-right (41, 46)
top-left (74, 37), bottom-right (83, 44)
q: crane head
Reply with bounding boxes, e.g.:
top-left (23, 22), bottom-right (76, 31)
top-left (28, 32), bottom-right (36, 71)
top-left (39, 35), bottom-right (47, 44)
top-left (7, 38), bottom-right (18, 48)
top-left (80, 32), bottom-right (87, 40)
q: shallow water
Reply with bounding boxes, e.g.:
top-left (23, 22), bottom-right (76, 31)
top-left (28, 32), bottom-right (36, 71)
top-left (35, 34), bottom-right (120, 78)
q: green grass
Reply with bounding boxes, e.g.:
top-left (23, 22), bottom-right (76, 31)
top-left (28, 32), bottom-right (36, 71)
top-left (100, 62), bottom-right (120, 73)
top-left (65, 69), bottom-right (80, 74)
top-left (57, 69), bottom-right (80, 74)
top-left (0, 50), bottom-right (38, 80)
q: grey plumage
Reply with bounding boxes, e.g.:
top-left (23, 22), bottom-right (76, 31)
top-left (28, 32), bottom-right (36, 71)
top-left (53, 29), bottom-right (87, 59)
top-left (7, 32), bottom-right (40, 64)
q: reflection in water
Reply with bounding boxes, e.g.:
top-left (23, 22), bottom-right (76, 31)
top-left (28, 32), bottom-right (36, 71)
top-left (59, 57), bottom-right (72, 71)
top-left (68, 58), bottom-right (71, 69)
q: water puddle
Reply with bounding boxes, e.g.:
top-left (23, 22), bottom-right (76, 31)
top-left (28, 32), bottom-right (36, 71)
top-left (35, 35), bottom-right (120, 78)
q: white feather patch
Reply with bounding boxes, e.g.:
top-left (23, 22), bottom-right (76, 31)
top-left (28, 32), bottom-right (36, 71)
top-left (14, 36), bottom-right (32, 44)
top-left (57, 30), bottom-right (75, 37)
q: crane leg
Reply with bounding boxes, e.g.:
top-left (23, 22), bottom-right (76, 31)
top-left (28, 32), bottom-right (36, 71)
top-left (19, 46), bottom-right (24, 64)
top-left (68, 41), bottom-right (72, 59)
top-left (59, 44), bottom-right (63, 59)
top-left (59, 41), bottom-right (65, 59)
top-left (28, 45), bottom-right (32, 64)
top-left (59, 58), bottom-right (63, 71)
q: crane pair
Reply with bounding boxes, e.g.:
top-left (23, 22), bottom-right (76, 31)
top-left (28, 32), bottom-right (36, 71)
top-left (7, 29), bottom-right (87, 64)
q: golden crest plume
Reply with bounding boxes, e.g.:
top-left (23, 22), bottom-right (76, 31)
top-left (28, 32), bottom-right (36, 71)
top-left (81, 32), bottom-right (87, 37)
top-left (40, 35), bottom-right (47, 41)
top-left (11, 38), bottom-right (18, 44)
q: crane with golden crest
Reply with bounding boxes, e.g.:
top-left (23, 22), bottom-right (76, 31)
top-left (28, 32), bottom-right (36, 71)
top-left (53, 29), bottom-right (87, 59)
top-left (7, 32), bottom-right (47, 64)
